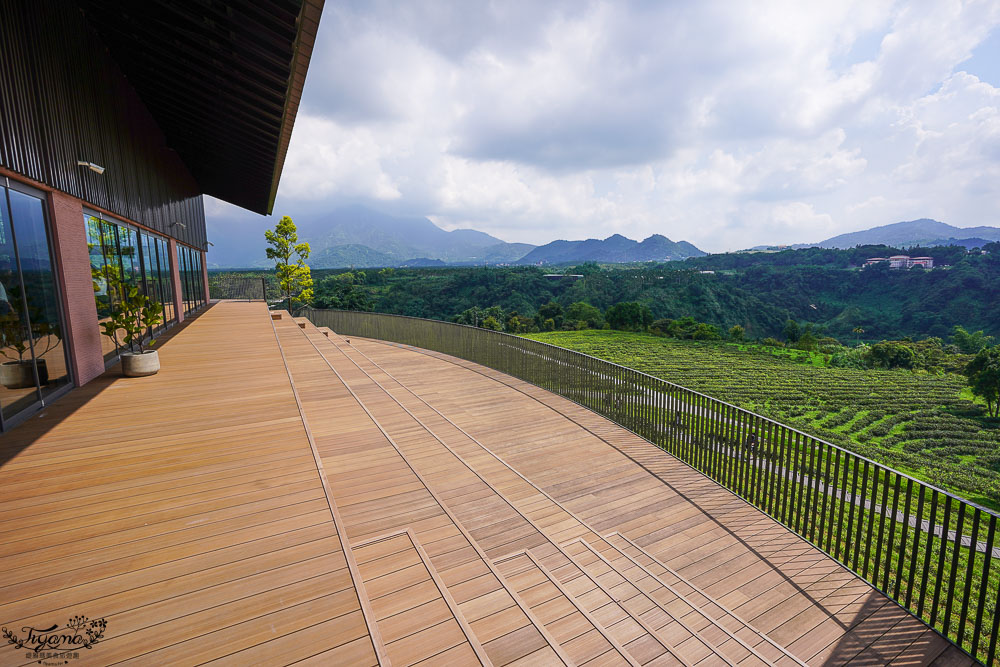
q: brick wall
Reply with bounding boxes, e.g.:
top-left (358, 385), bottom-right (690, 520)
top-left (47, 190), bottom-right (104, 386)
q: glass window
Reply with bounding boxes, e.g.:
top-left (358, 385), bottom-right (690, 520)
top-left (85, 212), bottom-right (176, 359)
top-left (0, 190), bottom-right (36, 422)
top-left (176, 244), bottom-right (204, 314)
top-left (8, 189), bottom-right (69, 403)
top-left (157, 238), bottom-right (175, 323)
top-left (177, 245), bottom-right (188, 313)
top-left (1, 184), bottom-right (70, 429)
top-left (138, 231), bottom-right (172, 334)
top-left (192, 250), bottom-right (204, 307)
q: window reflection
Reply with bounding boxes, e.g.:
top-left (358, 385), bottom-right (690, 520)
top-left (85, 211), bottom-right (179, 359)
top-left (175, 244), bottom-right (205, 314)
top-left (1, 184), bottom-right (70, 428)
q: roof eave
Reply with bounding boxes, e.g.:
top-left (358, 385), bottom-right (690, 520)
top-left (263, 0), bottom-right (323, 215)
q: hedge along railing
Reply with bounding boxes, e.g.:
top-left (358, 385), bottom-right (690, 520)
top-left (302, 308), bottom-right (1000, 665)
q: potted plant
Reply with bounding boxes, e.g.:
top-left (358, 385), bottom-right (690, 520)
top-left (0, 287), bottom-right (60, 389)
top-left (100, 274), bottom-right (164, 377)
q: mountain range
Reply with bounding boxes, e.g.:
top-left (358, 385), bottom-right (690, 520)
top-left (516, 234), bottom-right (704, 264)
top-left (748, 219), bottom-right (1000, 252)
top-left (206, 205), bottom-right (704, 268)
top-left (207, 208), bottom-right (997, 270)
top-left (816, 219), bottom-right (1000, 249)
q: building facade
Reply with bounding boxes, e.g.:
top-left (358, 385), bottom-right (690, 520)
top-left (0, 0), bottom-right (320, 430)
top-left (863, 255), bottom-right (935, 269)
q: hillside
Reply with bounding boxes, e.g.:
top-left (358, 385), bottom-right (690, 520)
top-left (526, 330), bottom-right (1000, 504)
top-left (816, 219), bottom-right (1000, 249)
top-left (207, 205), bottom-right (535, 268)
top-left (310, 243), bottom-right (396, 268)
top-left (517, 233), bottom-right (705, 264)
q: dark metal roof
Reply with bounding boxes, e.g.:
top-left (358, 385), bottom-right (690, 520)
top-left (76, 0), bottom-right (322, 215)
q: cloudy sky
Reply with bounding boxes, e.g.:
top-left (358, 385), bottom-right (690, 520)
top-left (208, 0), bottom-right (1000, 253)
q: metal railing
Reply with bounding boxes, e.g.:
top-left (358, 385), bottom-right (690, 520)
top-left (303, 307), bottom-right (1000, 665)
top-left (206, 273), bottom-right (268, 301)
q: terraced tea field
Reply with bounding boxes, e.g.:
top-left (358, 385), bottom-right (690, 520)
top-left (527, 330), bottom-right (1000, 506)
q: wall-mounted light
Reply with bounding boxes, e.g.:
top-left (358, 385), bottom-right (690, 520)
top-left (76, 160), bottom-right (105, 175)
top-left (170, 222), bottom-right (187, 230)
top-left (205, 241), bottom-right (215, 248)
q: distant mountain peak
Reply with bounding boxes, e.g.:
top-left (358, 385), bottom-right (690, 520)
top-left (815, 219), bottom-right (1000, 249)
top-left (517, 232), bottom-right (704, 265)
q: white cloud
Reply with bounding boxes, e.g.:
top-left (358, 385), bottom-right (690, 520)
top-left (216, 0), bottom-right (1000, 253)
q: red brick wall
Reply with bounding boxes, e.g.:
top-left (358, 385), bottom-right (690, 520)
top-left (48, 191), bottom-right (104, 386)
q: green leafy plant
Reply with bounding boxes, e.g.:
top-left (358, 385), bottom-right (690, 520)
top-left (0, 285), bottom-right (61, 363)
top-left (99, 273), bottom-right (163, 354)
top-left (265, 215), bottom-right (313, 312)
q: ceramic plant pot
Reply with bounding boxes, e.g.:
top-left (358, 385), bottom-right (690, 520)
top-left (121, 350), bottom-right (159, 377)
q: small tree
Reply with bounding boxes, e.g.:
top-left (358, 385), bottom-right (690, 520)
top-left (265, 216), bottom-right (313, 311)
top-left (783, 319), bottom-right (801, 343)
top-left (965, 346), bottom-right (1000, 418)
top-left (728, 325), bottom-right (745, 341)
top-left (481, 316), bottom-right (502, 331)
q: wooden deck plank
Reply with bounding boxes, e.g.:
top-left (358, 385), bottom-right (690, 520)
top-left (337, 332), bottom-right (973, 667)
top-left (0, 302), bottom-right (974, 666)
top-left (0, 303), bottom-right (378, 665)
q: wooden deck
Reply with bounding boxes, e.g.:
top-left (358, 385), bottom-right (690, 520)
top-left (0, 301), bottom-right (972, 666)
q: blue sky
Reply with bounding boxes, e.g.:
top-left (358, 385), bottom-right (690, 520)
top-left (207, 1), bottom-right (1000, 254)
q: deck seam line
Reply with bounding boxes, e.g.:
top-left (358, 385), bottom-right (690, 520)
top-left (329, 331), bottom-right (803, 665)
top-left (404, 527), bottom-right (494, 666)
top-left (315, 327), bottom-right (707, 665)
top-left (291, 319), bottom-right (571, 667)
top-left (360, 337), bottom-right (882, 655)
top-left (497, 550), bottom-right (641, 667)
top-left (561, 538), bottom-right (693, 667)
top-left (597, 534), bottom-right (781, 666)
top-left (351, 527), bottom-right (492, 663)
top-left (605, 530), bottom-right (812, 667)
top-left (571, 537), bottom-right (734, 666)
top-left (267, 310), bottom-right (390, 666)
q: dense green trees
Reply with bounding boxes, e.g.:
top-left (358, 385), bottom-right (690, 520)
top-left (312, 271), bottom-right (374, 311)
top-left (951, 326), bottom-right (995, 354)
top-left (223, 240), bottom-right (1000, 343)
top-left (565, 302), bottom-right (604, 329)
top-left (605, 302), bottom-right (653, 331)
top-left (966, 346), bottom-right (1000, 418)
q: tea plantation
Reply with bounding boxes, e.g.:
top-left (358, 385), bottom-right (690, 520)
top-left (526, 329), bottom-right (1000, 507)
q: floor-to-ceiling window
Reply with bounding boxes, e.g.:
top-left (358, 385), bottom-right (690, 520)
top-left (85, 210), bottom-right (178, 360)
top-left (176, 243), bottom-right (206, 315)
top-left (0, 181), bottom-right (70, 431)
